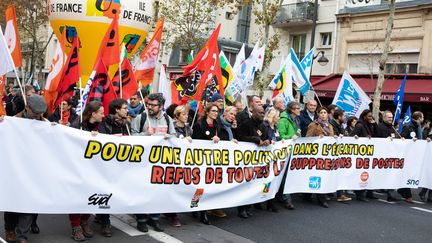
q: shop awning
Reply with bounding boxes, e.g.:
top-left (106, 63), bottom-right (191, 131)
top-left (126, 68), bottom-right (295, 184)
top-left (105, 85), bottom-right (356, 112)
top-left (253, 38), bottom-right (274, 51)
top-left (310, 74), bottom-right (432, 103)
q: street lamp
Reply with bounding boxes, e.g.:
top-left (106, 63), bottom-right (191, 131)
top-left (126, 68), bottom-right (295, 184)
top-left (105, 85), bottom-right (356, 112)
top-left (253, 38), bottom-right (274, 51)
top-left (314, 51), bottom-right (329, 66)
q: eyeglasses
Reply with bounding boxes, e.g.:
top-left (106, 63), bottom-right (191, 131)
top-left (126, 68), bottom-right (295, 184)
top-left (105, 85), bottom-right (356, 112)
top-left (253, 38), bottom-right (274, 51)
top-left (146, 103), bottom-right (159, 108)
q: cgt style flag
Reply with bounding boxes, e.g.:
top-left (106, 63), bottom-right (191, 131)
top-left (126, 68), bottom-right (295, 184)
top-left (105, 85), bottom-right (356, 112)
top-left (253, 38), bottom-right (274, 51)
top-left (398, 106), bottom-right (411, 134)
top-left (44, 30), bottom-right (67, 114)
top-left (4, 5), bottom-right (22, 68)
top-left (332, 71), bottom-right (372, 118)
top-left (96, 15), bottom-right (120, 67)
top-left (268, 54), bottom-right (293, 105)
top-left (393, 74), bottom-right (407, 124)
top-left (300, 48), bottom-right (315, 81)
top-left (112, 57), bottom-right (139, 100)
top-left (55, 35), bottom-right (80, 108)
top-left (290, 48), bottom-right (311, 95)
top-left (182, 24), bottom-right (223, 101)
top-left (135, 18), bottom-right (164, 86)
top-left (87, 59), bottom-right (117, 115)
top-left (0, 27), bottom-right (15, 77)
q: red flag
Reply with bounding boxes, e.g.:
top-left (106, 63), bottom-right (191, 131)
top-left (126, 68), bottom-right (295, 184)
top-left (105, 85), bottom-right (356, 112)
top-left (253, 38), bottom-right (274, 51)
top-left (182, 24), bottom-right (223, 101)
top-left (4, 5), bottom-right (22, 67)
top-left (87, 59), bottom-right (117, 115)
top-left (112, 58), bottom-right (139, 100)
top-left (96, 15), bottom-right (120, 67)
top-left (0, 75), bottom-right (6, 116)
top-left (55, 35), bottom-right (80, 108)
top-left (135, 18), bottom-right (164, 86)
top-left (44, 29), bottom-right (67, 114)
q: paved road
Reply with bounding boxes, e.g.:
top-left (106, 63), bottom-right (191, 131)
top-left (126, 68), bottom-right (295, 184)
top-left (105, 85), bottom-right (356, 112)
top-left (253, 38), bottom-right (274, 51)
top-left (1, 190), bottom-right (432, 243)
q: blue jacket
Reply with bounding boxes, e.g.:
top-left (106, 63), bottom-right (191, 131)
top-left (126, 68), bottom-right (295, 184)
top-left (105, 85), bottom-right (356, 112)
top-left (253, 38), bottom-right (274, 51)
top-left (299, 109), bottom-right (316, 137)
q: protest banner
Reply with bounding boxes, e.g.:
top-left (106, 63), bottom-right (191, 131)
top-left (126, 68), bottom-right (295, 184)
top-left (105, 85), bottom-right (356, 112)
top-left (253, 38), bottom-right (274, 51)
top-left (1, 118), bottom-right (432, 213)
top-left (0, 117), bottom-right (289, 214)
top-left (283, 137), bottom-right (428, 194)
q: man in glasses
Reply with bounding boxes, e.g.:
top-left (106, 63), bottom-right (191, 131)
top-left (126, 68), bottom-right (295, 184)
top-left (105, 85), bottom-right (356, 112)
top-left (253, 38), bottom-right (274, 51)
top-left (131, 93), bottom-right (176, 232)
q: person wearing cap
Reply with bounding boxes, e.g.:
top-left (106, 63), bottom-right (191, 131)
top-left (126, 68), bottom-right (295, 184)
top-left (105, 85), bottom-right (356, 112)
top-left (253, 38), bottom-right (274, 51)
top-left (2, 95), bottom-right (48, 243)
top-left (211, 92), bottom-right (224, 116)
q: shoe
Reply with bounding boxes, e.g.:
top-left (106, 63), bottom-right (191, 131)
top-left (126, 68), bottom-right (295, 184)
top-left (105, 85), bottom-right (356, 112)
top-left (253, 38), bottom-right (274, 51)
top-left (284, 203), bottom-right (295, 210)
top-left (5, 229), bottom-right (17, 242)
top-left (427, 198), bottom-right (432, 203)
top-left (337, 195), bottom-right (352, 202)
top-left (266, 203), bottom-right (279, 213)
top-left (387, 195), bottom-right (399, 202)
top-left (210, 209), bottom-right (227, 218)
top-left (200, 212), bottom-right (211, 225)
top-left (237, 210), bottom-right (248, 219)
top-left (136, 222), bottom-right (148, 232)
top-left (419, 193), bottom-right (426, 202)
top-left (319, 201), bottom-right (329, 208)
top-left (80, 222), bottom-right (94, 238)
top-left (31, 222), bottom-right (40, 234)
top-left (246, 209), bottom-right (253, 217)
top-left (101, 225), bottom-right (112, 237)
top-left (171, 217), bottom-right (181, 227)
top-left (404, 197), bottom-right (414, 203)
top-left (71, 226), bottom-right (86, 242)
top-left (148, 220), bottom-right (164, 232)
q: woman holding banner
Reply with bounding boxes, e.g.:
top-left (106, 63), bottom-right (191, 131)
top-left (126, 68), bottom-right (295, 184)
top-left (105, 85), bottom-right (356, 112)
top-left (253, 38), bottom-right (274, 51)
top-left (306, 107), bottom-right (334, 208)
top-left (192, 103), bottom-right (222, 224)
top-left (70, 101), bottom-right (104, 241)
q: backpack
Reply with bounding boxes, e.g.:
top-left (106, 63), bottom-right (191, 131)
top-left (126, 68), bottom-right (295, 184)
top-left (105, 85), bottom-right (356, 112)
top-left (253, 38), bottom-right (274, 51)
top-left (139, 112), bottom-right (171, 134)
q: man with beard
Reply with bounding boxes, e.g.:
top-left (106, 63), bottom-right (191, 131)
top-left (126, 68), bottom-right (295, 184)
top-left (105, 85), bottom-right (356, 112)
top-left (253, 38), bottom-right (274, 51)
top-left (131, 93), bottom-right (176, 232)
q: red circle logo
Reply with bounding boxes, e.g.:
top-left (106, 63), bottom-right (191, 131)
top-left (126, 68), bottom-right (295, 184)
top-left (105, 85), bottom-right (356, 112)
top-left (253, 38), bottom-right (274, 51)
top-left (360, 172), bottom-right (369, 182)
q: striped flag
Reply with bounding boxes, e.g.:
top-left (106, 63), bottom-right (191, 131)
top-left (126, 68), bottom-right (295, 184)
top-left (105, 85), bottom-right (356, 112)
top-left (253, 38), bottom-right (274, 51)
top-left (290, 48), bottom-right (311, 95)
top-left (269, 54), bottom-right (293, 105)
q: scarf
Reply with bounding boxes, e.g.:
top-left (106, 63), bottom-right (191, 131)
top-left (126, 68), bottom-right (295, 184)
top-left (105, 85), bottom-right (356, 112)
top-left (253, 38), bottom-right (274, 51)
top-left (60, 111), bottom-right (70, 125)
top-left (219, 115), bottom-right (234, 140)
top-left (128, 103), bottom-right (143, 117)
top-left (317, 118), bottom-right (331, 136)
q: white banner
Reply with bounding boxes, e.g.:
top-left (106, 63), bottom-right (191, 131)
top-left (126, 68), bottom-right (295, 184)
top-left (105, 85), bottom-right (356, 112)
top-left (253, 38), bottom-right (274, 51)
top-left (284, 137), bottom-right (428, 193)
top-left (0, 117), bottom-right (289, 214)
top-left (1, 117), bottom-right (432, 213)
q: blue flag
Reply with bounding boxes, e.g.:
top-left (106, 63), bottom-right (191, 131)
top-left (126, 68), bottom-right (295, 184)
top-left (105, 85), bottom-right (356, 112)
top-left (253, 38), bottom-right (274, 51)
top-left (398, 106), bottom-right (411, 134)
top-left (300, 48), bottom-right (314, 81)
top-left (290, 49), bottom-right (311, 95)
top-left (393, 74), bottom-right (407, 124)
top-left (332, 71), bottom-right (372, 118)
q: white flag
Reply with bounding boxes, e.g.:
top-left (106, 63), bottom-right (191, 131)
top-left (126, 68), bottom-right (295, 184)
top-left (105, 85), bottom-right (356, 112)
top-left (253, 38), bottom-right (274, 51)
top-left (0, 27), bottom-right (15, 76)
top-left (332, 71), bottom-right (372, 118)
top-left (232, 43), bottom-right (245, 74)
top-left (158, 65), bottom-right (171, 109)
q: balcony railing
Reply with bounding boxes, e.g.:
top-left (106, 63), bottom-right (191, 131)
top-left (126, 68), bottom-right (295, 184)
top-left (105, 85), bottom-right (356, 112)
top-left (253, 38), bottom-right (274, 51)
top-left (273, 2), bottom-right (315, 28)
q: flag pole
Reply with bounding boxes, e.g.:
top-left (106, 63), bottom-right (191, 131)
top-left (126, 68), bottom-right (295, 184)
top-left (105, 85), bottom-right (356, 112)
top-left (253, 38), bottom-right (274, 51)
top-left (119, 46), bottom-right (123, 99)
top-left (79, 77), bottom-right (83, 129)
top-left (138, 88), bottom-right (152, 129)
top-left (190, 101), bottom-right (200, 128)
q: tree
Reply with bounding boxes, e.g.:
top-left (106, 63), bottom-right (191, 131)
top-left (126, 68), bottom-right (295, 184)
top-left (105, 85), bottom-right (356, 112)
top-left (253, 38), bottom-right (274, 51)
top-left (0, 0), bottom-right (49, 85)
top-left (159, 0), bottom-right (217, 54)
top-left (250, 0), bottom-right (284, 95)
top-left (372, 0), bottom-right (396, 121)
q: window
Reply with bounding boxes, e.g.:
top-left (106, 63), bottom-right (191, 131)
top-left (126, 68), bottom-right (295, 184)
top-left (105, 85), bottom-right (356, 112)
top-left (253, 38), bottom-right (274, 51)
top-left (385, 63), bottom-right (418, 74)
top-left (224, 51), bottom-right (237, 67)
top-left (226, 12), bottom-right (234, 20)
top-left (320, 32), bottom-right (332, 47)
top-left (179, 49), bottom-right (191, 65)
top-left (291, 34), bottom-right (307, 60)
top-left (236, 5), bottom-right (251, 43)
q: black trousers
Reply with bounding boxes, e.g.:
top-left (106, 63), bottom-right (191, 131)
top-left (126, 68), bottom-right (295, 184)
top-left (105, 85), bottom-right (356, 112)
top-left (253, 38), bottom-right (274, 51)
top-left (398, 188), bottom-right (412, 198)
top-left (4, 212), bottom-right (18, 231)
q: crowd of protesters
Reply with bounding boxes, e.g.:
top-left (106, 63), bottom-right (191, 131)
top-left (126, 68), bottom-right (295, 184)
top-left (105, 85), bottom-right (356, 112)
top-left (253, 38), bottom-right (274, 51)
top-left (2, 84), bottom-right (432, 243)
